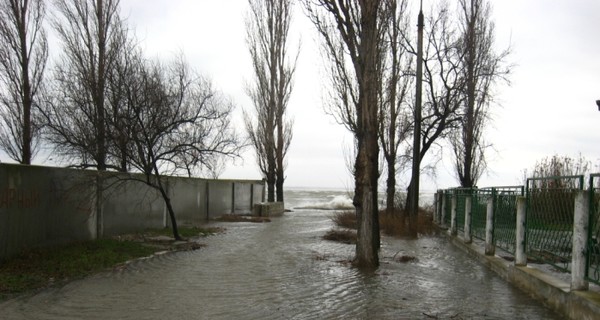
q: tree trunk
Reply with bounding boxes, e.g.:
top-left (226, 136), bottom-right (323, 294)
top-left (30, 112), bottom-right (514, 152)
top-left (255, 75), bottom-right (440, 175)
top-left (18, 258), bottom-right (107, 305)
top-left (275, 169), bottom-right (284, 202)
top-left (155, 176), bottom-right (181, 240)
top-left (163, 192), bottom-right (182, 241)
top-left (276, 111), bottom-right (285, 202)
top-left (404, 179), bottom-right (418, 238)
top-left (266, 170), bottom-right (276, 202)
top-left (386, 157), bottom-right (396, 216)
top-left (16, 1), bottom-right (34, 164)
top-left (353, 0), bottom-right (380, 268)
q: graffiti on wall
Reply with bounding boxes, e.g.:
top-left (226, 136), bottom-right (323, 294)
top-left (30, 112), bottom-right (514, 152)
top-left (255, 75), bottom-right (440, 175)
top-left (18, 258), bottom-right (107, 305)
top-left (0, 188), bottom-right (41, 209)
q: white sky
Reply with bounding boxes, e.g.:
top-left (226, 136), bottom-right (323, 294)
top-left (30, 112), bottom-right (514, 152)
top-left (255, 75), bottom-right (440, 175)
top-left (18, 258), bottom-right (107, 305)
top-left (3, 0), bottom-right (600, 192)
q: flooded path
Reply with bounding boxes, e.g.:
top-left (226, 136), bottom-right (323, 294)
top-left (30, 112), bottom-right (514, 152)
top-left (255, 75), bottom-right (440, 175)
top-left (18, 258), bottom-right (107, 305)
top-left (1, 190), bottom-right (560, 319)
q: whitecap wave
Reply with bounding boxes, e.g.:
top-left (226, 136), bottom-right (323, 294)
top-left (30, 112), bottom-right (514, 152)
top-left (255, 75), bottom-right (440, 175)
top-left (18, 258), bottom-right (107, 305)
top-left (295, 195), bottom-right (354, 210)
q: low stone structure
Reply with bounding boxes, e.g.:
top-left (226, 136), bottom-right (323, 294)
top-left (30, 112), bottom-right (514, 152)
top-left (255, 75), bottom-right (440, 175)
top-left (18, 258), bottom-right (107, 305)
top-left (252, 202), bottom-right (285, 217)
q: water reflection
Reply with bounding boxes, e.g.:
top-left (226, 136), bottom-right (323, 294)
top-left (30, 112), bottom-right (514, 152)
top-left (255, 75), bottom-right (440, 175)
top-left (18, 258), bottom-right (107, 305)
top-left (1, 209), bottom-right (559, 319)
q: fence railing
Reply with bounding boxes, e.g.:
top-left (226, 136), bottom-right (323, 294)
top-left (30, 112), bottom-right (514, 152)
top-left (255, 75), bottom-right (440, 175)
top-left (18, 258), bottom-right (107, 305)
top-left (588, 174), bottom-right (600, 285)
top-left (525, 176), bottom-right (583, 272)
top-left (435, 174), bottom-right (599, 290)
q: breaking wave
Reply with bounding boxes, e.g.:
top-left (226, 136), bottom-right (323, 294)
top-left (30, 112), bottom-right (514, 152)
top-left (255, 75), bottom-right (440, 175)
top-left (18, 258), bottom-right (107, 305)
top-left (294, 195), bottom-right (354, 210)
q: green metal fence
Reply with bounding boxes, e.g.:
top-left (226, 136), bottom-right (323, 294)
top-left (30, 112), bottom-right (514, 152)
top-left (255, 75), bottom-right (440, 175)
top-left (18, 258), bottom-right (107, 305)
top-left (526, 175), bottom-right (584, 272)
top-left (471, 188), bottom-right (491, 241)
top-left (454, 188), bottom-right (470, 235)
top-left (443, 190), bottom-right (452, 226)
top-left (440, 174), bottom-right (599, 287)
top-left (587, 174), bottom-right (600, 285)
top-left (493, 186), bottom-right (523, 255)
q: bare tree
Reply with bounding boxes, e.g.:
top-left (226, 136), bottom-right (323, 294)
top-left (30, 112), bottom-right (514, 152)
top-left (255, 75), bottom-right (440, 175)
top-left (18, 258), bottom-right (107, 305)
top-left (379, 0), bottom-right (412, 215)
top-left (304, 0), bottom-right (382, 268)
top-left (105, 38), bottom-right (138, 172)
top-left (0, 0), bottom-right (48, 164)
top-left (245, 0), bottom-right (296, 202)
top-left (44, 0), bottom-right (127, 171)
top-left (402, 2), bottom-right (464, 235)
top-left (451, 0), bottom-right (511, 188)
top-left (116, 55), bottom-right (242, 240)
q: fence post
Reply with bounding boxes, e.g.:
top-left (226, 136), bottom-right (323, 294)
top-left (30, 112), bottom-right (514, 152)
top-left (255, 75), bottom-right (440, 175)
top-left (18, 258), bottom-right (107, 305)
top-left (450, 191), bottom-right (457, 236)
top-left (571, 190), bottom-right (590, 291)
top-left (433, 191), bottom-right (439, 224)
top-left (441, 192), bottom-right (447, 228)
top-left (485, 196), bottom-right (495, 255)
top-left (231, 182), bottom-right (235, 214)
top-left (464, 194), bottom-right (472, 244)
top-left (515, 196), bottom-right (527, 266)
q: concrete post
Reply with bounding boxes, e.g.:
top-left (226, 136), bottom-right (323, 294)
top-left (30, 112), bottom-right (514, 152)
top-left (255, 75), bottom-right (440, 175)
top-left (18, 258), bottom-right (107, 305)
top-left (250, 184), bottom-right (254, 209)
top-left (205, 181), bottom-right (210, 220)
top-left (231, 182), bottom-right (235, 214)
top-left (464, 195), bottom-right (472, 244)
top-left (515, 196), bottom-right (527, 266)
top-left (95, 172), bottom-right (104, 239)
top-left (436, 191), bottom-right (444, 224)
top-left (571, 190), bottom-right (590, 291)
top-left (485, 197), bottom-right (495, 255)
top-left (450, 192), bottom-right (457, 236)
top-left (441, 192), bottom-right (447, 228)
top-left (433, 191), bottom-right (440, 224)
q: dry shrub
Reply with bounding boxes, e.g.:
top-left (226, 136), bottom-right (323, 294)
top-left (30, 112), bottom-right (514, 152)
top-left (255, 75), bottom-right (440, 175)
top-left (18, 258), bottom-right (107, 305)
top-left (331, 210), bottom-right (357, 229)
top-left (394, 255), bottom-right (417, 263)
top-left (329, 207), bottom-right (436, 238)
top-left (323, 229), bottom-right (356, 244)
top-left (379, 208), bottom-right (436, 238)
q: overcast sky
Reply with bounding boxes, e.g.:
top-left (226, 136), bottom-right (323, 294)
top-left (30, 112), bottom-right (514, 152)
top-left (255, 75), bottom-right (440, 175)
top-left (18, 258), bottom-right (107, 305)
top-left (3, 0), bottom-right (599, 192)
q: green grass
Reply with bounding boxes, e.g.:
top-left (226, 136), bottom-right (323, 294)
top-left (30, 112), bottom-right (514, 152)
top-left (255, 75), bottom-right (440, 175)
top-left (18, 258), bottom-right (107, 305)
top-left (0, 239), bottom-right (156, 300)
top-left (0, 226), bottom-right (221, 301)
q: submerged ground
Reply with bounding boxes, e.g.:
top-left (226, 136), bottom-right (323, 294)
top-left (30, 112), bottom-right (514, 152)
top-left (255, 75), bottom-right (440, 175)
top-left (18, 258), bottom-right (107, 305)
top-left (0, 192), bottom-right (560, 319)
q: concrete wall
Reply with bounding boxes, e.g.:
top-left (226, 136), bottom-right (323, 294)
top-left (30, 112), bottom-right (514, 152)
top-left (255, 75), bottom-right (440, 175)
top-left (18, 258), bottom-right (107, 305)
top-left (102, 178), bottom-right (166, 236)
top-left (0, 163), bottom-right (264, 260)
top-left (0, 165), bottom-right (97, 259)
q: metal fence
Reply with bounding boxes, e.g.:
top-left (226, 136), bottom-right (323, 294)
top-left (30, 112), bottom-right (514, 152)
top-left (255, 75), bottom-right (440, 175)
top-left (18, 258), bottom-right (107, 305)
top-left (438, 174), bottom-right (600, 287)
top-left (526, 176), bottom-right (583, 272)
top-left (445, 187), bottom-right (522, 254)
top-left (443, 190), bottom-right (452, 226)
top-left (471, 188), bottom-right (491, 241)
top-left (588, 174), bottom-right (600, 284)
top-left (454, 188), bottom-right (469, 236)
top-left (493, 186), bottom-right (524, 254)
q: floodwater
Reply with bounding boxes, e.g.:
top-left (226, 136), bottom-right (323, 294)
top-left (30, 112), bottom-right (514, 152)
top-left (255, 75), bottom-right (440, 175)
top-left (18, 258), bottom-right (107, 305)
top-left (0, 189), bottom-right (560, 319)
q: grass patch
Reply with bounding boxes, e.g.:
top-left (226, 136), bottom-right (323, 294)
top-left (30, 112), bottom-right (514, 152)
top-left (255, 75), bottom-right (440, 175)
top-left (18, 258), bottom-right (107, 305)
top-left (0, 239), bottom-right (157, 300)
top-left (0, 226), bottom-right (221, 301)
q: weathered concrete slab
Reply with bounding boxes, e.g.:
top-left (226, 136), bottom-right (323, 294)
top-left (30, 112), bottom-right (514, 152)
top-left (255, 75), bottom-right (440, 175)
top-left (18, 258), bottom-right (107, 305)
top-left (253, 202), bottom-right (284, 217)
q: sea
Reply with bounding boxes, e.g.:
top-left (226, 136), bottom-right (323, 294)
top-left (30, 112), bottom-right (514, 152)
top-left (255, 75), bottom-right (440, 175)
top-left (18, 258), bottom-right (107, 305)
top-left (284, 186), bottom-right (436, 211)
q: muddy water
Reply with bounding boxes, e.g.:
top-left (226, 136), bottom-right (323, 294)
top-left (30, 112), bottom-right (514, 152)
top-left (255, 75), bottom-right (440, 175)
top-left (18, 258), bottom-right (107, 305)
top-left (1, 191), bottom-right (559, 319)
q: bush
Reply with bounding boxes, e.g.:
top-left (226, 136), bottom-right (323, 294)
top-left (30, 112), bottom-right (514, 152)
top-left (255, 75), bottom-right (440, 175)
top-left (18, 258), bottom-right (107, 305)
top-left (329, 208), bottom-right (436, 238)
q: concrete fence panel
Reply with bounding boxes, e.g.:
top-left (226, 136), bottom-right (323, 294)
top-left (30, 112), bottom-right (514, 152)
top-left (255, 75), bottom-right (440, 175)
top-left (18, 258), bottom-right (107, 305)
top-left (233, 183), bottom-right (252, 214)
top-left (0, 163), bottom-right (263, 260)
top-left (0, 164), bottom-right (97, 259)
top-left (207, 180), bottom-right (233, 218)
top-left (168, 177), bottom-right (207, 226)
top-left (102, 178), bottom-right (166, 236)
